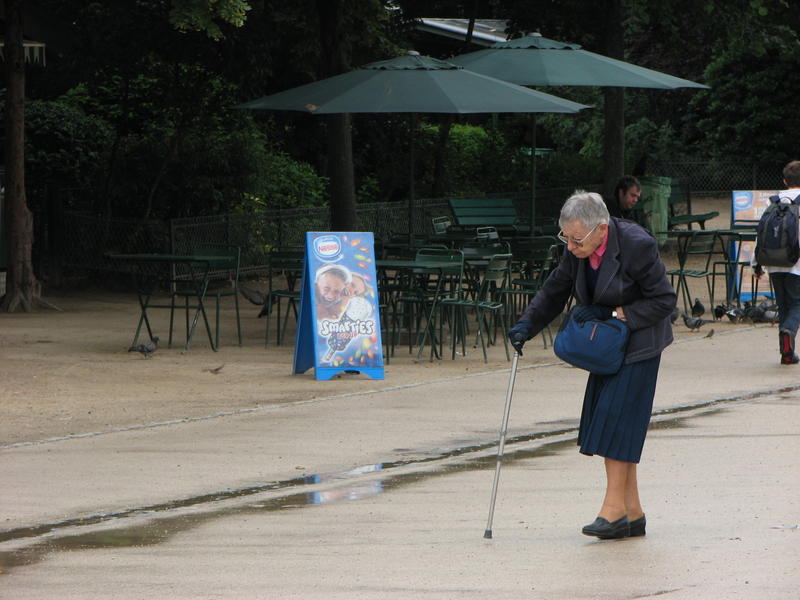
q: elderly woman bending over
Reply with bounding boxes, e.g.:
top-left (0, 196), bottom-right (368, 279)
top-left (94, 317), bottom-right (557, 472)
top-left (508, 191), bottom-right (676, 539)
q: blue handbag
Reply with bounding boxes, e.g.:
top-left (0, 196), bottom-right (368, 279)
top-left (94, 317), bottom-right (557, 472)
top-left (553, 310), bottom-right (630, 375)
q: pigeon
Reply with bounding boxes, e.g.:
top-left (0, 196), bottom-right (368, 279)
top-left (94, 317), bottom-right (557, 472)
top-left (691, 298), bottom-right (706, 318)
top-left (758, 300), bottom-right (777, 310)
top-left (713, 304), bottom-right (739, 320)
top-left (746, 304), bottom-right (779, 323)
top-left (670, 306), bottom-right (680, 324)
top-left (744, 304), bottom-right (766, 323)
top-left (239, 285), bottom-right (266, 306)
top-left (682, 314), bottom-right (710, 331)
top-left (756, 301), bottom-right (779, 323)
top-left (726, 307), bottom-right (745, 323)
top-left (202, 364), bottom-right (225, 374)
top-left (129, 336), bottom-right (159, 358)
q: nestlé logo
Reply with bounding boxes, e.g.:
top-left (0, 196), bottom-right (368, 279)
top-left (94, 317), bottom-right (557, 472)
top-left (313, 235), bottom-right (342, 262)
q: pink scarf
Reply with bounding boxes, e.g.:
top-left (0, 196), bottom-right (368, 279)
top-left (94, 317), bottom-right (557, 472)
top-left (589, 228), bottom-right (609, 270)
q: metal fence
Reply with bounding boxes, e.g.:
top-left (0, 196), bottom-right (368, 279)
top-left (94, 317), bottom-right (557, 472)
top-left (51, 159), bottom-right (785, 280)
top-left (58, 200), bottom-right (452, 276)
top-left (165, 191), bottom-right (584, 275)
top-left (649, 160), bottom-right (785, 195)
top-left (52, 186), bottom-right (616, 278)
top-left (60, 212), bottom-right (171, 273)
top-left (169, 199), bottom-right (452, 276)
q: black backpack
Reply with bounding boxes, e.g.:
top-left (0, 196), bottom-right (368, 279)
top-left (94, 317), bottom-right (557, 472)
top-left (755, 194), bottom-right (800, 267)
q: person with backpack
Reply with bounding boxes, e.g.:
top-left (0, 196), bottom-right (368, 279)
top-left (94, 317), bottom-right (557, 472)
top-left (752, 160), bottom-right (800, 364)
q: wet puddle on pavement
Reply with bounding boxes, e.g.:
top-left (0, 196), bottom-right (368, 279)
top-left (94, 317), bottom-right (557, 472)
top-left (1, 388), bottom-right (794, 575)
top-left (0, 438), bottom-right (569, 574)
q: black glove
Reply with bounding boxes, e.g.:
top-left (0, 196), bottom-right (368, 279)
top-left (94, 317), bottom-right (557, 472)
top-left (753, 264), bottom-right (764, 277)
top-left (507, 323), bottom-right (534, 356)
top-left (571, 304), bottom-right (614, 324)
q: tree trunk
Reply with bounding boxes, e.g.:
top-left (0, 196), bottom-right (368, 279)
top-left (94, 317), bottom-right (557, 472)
top-left (602, 0), bottom-right (625, 197)
top-left (326, 113), bottom-right (357, 230)
top-left (1, 0), bottom-right (47, 312)
top-left (428, 3), bottom-right (476, 199)
top-left (317, 0), bottom-right (356, 232)
top-left (430, 118), bottom-right (451, 198)
top-left (143, 125), bottom-right (184, 220)
top-left (603, 87), bottom-right (625, 197)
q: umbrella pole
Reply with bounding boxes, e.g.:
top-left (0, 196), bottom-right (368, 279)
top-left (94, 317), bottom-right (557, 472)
top-left (529, 114), bottom-right (537, 234)
top-left (408, 113), bottom-right (416, 244)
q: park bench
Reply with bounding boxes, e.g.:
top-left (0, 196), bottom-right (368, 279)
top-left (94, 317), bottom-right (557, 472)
top-left (447, 197), bottom-right (528, 234)
top-left (666, 178), bottom-right (719, 230)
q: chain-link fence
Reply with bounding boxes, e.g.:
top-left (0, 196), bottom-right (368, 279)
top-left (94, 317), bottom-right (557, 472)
top-left (56, 200), bottom-right (451, 278)
top-left (60, 212), bottom-right (171, 273)
top-left (52, 190), bottom-right (594, 280)
top-left (49, 159), bottom-right (784, 282)
top-left (649, 160), bottom-right (785, 195)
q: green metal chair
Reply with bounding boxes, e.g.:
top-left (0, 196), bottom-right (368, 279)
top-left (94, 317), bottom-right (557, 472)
top-left (170, 244), bottom-right (242, 349)
top-left (504, 241), bottom-right (562, 348)
top-left (262, 247), bottom-right (304, 346)
top-left (666, 230), bottom-right (716, 315)
top-left (391, 247), bottom-right (464, 361)
top-left (710, 230), bottom-right (754, 310)
top-left (461, 240), bottom-right (511, 301)
top-left (440, 253), bottom-right (513, 362)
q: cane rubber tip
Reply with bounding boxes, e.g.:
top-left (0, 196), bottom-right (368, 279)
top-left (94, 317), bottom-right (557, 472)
top-left (483, 529), bottom-right (493, 539)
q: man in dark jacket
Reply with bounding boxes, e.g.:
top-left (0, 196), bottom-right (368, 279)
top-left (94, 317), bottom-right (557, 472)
top-left (605, 175), bottom-right (642, 223)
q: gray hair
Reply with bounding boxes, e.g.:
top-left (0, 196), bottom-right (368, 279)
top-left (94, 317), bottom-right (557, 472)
top-left (559, 190), bottom-right (610, 229)
top-left (316, 263), bottom-right (352, 284)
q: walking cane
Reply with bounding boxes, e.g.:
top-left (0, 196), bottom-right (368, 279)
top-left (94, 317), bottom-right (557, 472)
top-left (483, 351), bottom-right (520, 539)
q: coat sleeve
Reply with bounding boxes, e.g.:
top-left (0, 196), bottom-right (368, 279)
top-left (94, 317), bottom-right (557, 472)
top-left (621, 236), bottom-right (677, 331)
top-left (515, 251), bottom-right (575, 338)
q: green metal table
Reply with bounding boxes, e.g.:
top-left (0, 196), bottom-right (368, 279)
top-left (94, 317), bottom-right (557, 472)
top-left (110, 253), bottom-right (229, 352)
top-left (377, 258), bottom-right (451, 361)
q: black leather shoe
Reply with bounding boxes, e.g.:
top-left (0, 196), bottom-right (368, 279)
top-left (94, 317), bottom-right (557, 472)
top-left (629, 515), bottom-right (646, 537)
top-left (582, 515), bottom-right (630, 539)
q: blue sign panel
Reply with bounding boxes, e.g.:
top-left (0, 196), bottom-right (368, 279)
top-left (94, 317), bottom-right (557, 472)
top-left (293, 232), bottom-right (384, 380)
top-left (731, 190), bottom-right (777, 301)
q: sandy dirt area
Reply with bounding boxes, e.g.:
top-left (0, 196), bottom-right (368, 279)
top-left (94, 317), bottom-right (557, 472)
top-left (0, 196), bottom-right (739, 447)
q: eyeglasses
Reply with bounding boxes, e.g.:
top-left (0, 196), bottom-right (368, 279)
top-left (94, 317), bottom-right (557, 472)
top-left (557, 223), bottom-right (600, 247)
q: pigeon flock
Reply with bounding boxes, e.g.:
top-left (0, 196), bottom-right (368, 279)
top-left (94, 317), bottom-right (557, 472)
top-left (680, 296), bottom-right (779, 334)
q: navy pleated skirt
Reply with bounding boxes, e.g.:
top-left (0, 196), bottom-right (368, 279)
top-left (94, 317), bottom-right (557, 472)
top-left (578, 354), bottom-right (661, 463)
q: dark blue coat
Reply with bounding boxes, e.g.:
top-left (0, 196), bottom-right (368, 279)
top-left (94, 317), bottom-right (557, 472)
top-left (519, 218), bottom-right (677, 364)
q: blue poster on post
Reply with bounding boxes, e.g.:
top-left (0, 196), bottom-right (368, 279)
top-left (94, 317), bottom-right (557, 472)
top-left (731, 190), bottom-right (777, 300)
top-left (292, 232), bottom-right (384, 380)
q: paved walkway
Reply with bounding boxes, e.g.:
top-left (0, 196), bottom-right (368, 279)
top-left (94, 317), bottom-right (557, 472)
top-left (1, 324), bottom-right (799, 598)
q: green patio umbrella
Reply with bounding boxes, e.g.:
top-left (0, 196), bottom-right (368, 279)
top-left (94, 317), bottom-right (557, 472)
top-left (451, 34), bottom-right (709, 225)
top-left (239, 51), bottom-right (589, 237)
top-left (450, 33), bottom-right (709, 89)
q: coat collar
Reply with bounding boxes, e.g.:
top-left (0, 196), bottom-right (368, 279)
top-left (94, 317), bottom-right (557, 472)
top-left (575, 218), bottom-right (622, 304)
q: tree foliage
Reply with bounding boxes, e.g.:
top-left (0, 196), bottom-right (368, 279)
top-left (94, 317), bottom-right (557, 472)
top-left (235, 149), bottom-right (327, 213)
top-left (690, 34), bottom-right (800, 162)
top-left (169, 0), bottom-right (252, 39)
top-left (21, 96), bottom-right (113, 207)
top-left (415, 123), bottom-right (529, 196)
top-left (16, 0), bottom-right (800, 227)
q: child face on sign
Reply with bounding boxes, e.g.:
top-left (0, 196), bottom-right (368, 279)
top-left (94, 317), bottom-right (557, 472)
top-left (317, 271), bottom-right (349, 308)
top-left (348, 274), bottom-right (368, 297)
